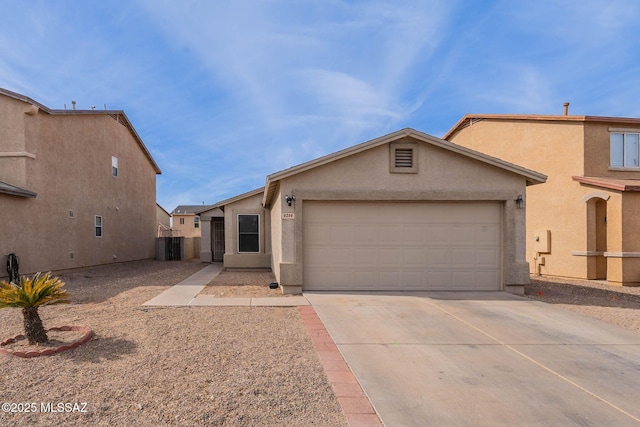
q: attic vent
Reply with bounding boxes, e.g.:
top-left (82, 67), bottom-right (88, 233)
top-left (395, 148), bottom-right (413, 168)
top-left (390, 142), bottom-right (418, 174)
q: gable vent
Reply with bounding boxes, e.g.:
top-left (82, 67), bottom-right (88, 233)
top-left (395, 148), bottom-right (413, 168)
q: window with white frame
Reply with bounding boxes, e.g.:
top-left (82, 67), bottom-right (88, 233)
top-left (179, 218), bottom-right (185, 225)
top-left (95, 215), bottom-right (103, 237)
top-left (238, 214), bottom-right (259, 253)
top-left (112, 156), bottom-right (119, 177)
top-left (194, 217), bottom-right (200, 228)
top-left (610, 132), bottom-right (640, 168)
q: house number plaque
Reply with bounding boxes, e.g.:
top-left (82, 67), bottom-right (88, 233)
top-left (282, 212), bottom-right (295, 220)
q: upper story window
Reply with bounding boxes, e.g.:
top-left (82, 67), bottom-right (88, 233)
top-left (238, 214), bottom-right (259, 253)
top-left (610, 132), bottom-right (640, 168)
top-left (179, 218), bottom-right (185, 225)
top-left (112, 156), bottom-right (119, 177)
top-left (194, 217), bottom-right (200, 228)
top-left (95, 215), bottom-right (103, 237)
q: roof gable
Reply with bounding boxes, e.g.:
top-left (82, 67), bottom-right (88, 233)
top-left (0, 88), bottom-right (161, 174)
top-left (262, 128), bottom-right (546, 206)
top-left (172, 205), bottom-right (215, 215)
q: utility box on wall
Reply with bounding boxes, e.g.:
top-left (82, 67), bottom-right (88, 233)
top-left (533, 230), bottom-right (551, 253)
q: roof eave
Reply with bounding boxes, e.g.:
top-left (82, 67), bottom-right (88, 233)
top-left (444, 114), bottom-right (640, 140)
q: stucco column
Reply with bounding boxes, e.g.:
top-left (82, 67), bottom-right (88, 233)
top-left (504, 198), bottom-right (530, 294)
top-left (279, 200), bottom-right (302, 294)
top-left (200, 217), bottom-right (212, 262)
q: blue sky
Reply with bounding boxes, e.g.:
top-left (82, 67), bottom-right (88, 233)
top-left (2, 1), bottom-right (639, 211)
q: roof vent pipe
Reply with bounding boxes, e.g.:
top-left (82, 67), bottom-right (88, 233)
top-left (563, 102), bottom-right (569, 116)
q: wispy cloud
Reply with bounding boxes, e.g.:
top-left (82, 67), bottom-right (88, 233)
top-left (2, 1), bottom-right (639, 209)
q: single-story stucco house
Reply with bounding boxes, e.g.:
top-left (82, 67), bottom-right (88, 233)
top-left (198, 128), bottom-right (546, 294)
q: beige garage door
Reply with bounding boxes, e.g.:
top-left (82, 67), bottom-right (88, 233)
top-left (303, 201), bottom-right (501, 291)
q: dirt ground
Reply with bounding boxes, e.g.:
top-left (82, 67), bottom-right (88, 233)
top-left (0, 260), bottom-right (346, 427)
top-left (525, 276), bottom-right (640, 333)
top-left (199, 270), bottom-right (295, 298)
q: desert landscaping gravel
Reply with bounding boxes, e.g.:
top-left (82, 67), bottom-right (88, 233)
top-left (525, 276), bottom-right (640, 333)
top-left (2, 260), bottom-right (639, 427)
top-left (0, 260), bottom-right (346, 427)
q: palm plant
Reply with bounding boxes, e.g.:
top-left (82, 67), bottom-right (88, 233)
top-left (0, 272), bottom-right (70, 344)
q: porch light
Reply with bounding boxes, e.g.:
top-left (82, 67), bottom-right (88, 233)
top-left (285, 194), bottom-right (296, 206)
top-left (515, 194), bottom-right (525, 209)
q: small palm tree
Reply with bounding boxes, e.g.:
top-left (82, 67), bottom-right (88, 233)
top-left (0, 272), bottom-right (70, 344)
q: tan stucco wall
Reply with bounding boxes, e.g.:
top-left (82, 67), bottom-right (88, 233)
top-left (584, 121), bottom-right (640, 178)
top-left (223, 193), bottom-right (271, 268)
top-left (156, 205), bottom-right (170, 229)
top-left (171, 214), bottom-right (201, 237)
top-left (0, 96), bottom-right (32, 188)
top-left (449, 118), bottom-right (640, 285)
top-left (0, 96), bottom-right (157, 277)
top-left (270, 137), bottom-right (530, 293)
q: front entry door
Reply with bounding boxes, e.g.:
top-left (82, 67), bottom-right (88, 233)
top-left (212, 218), bottom-right (225, 262)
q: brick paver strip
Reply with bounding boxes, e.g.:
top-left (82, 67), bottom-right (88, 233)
top-left (298, 306), bottom-right (383, 427)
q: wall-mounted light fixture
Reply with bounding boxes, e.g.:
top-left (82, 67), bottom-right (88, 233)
top-left (515, 194), bottom-right (525, 209)
top-left (285, 194), bottom-right (296, 207)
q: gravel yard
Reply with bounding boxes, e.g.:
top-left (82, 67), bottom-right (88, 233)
top-left (0, 260), bottom-right (346, 427)
top-left (525, 276), bottom-right (640, 333)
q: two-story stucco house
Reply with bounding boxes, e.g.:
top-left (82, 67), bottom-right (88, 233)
top-left (199, 128), bottom-right (546, 294)
top-left (444, 112), bottom-right (640, 286)
top-left (0, 88), bottom-right (161, 277)
top-left (171, 205), bottom-right (212, 238)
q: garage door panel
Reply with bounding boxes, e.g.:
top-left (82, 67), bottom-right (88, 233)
top-left (303, 202), bottom-right (501, 291)
top-left (426, 248), bottom-right (451, 267)
top-left (476, 271), bottom-right (500, 289)
top-left (451, 271), bottom-right (475, 287)
top-left (476, 248), bottom-right (500, 267)
top-left (379, 225), bottom-right (402, 243)
top-left (354, 248), bottom-right (378, 265)
top-left (426, 227), bottom-right (452, 243)
top-left (478, 225), bottom-right (500, 243)
top-left (403, 248), bottom-right (425, 266)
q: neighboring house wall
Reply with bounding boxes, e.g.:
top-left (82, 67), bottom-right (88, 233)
top-left (156, 204), bottom-right (171, 237)
top-left (446, 116), bottom-right (640, 285)
top-left (0, 89), bottom-right (160, 277)
top-left (171, 214), bottom-right (201, 237)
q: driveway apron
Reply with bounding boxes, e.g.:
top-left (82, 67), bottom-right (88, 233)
top-left (305, 291), bottom-right (640, 427)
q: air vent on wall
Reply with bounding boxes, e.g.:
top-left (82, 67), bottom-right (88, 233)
top-left (395, 148), bottom-right (413, 168)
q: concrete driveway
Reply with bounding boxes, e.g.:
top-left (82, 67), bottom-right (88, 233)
top-left (305, 291), bottom-right (640, 427)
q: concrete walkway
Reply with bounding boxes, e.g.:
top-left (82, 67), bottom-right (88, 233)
top-left (142, 264), bottom-right (309, 307)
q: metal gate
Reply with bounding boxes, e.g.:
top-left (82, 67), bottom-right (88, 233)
top-left (156, 237), bottom-right (184, 261)
top-left (212, 218), bottom-right (225, 262)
